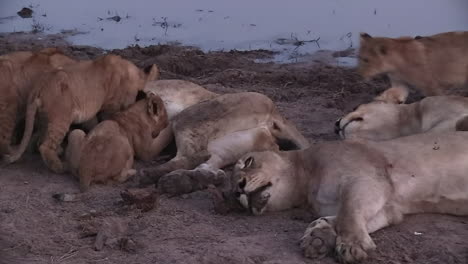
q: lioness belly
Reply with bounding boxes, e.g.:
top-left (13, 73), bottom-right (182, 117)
top-left (376, 132), bottom-right (468, 215)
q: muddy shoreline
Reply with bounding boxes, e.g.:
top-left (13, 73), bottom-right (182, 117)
top-left (0, 32), bottom-right (467, 264)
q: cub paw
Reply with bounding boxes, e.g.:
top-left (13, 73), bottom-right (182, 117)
top-left (300, 217), bottom-right (337, 259)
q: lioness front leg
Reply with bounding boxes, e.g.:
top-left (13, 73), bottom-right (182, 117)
top-left (40, 115), bottom-right (72, 173)
top-left (333, 179), bottom-right (393, 263)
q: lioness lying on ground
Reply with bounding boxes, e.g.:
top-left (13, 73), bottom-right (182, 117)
top-left (335, 86), bottom-right (468, 140)
top-left (65, 94), bottom-right (168, 191)
top-left (138, 92), bottom-right (310, 195)
top-left (358, 31), bottom-right (468, 96)
top-left (6, 55), bottom-right (159, 173)
top-left (233, 132), bottom-right (468, 263)
top-left (0, 48), bottom-right (76, 157)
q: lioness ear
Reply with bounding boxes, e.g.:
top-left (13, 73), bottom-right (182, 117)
top-left (245, 156), bottom-right (254, 168)
top-left (360, 32), bottom-right (372, 40)
top-left (136, 90), bottom-right (148, 101)
top-left (144, 64), bottom-right (160, 82)
top-left (375, 86), bottom-right (409, 104)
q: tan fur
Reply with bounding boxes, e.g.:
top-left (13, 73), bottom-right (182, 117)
top-left (336, 88), bottom-right (468, 140)
top-left (142, 80), bottom-right (219, 159)
top-left (234, 132), bottom-right (468, 263)
top-left (358, 31), bottom-right (468, 96)
top-left (6, 54), bottom-right (160, 173)
top-left (0, 48), bottom-right (76, 157)
top-left (65, 94), bottom-right (168, 191)
top-left (138, 92), bottom-right (310, 196)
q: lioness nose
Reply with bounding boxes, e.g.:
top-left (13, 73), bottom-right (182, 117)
top-left (334, 118), bottom-right (342, 135)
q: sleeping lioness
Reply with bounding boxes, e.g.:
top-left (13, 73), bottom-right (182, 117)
top-left (0, 48), bottom-right (76, 157)
top-left (7, 54), bottom-right (159, 173)
top-left (138, 92), bottom-right (310, 195)
top-left (65, 94), bottom-right (168, 191)
top-left (233, 132), bottom-right (468, 263)
top-left (336, 87), bottom-right (468, 140)
top-left (358, 31), bottom-right (468, 96)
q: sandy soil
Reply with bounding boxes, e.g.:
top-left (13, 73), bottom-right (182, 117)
top-left (1, 32), bottom-right (467, 264)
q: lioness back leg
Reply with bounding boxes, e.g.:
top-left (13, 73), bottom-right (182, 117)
top-left (138, 153), bottom-right (209, 186)
top-left (158, 128), bottom-right (278, 196)
top-left (39, 109), bottom-right (73, 173)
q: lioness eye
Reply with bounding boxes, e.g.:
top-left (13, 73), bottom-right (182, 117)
top-left (353, 117), bottom-right (364, 122)
top-left (362, 58), bottom-right (369, 63)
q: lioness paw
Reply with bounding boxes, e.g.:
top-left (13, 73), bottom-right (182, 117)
top-left (158, 170), bottom-right (193, 195)
top-left (335, 235), bottom-right (375, 263)
top-left (158, 169), bottom-right (227, 196)
top-left (138, 168), bottom-right (164, 187)
top-left (300, 217), bottom-right (337, 260)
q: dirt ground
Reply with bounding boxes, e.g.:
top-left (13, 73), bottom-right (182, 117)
top-left (1, 32), bottom-right (467, 264)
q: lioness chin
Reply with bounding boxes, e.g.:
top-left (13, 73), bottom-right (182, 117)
top-left (234, 132), bottom-right (468, 263)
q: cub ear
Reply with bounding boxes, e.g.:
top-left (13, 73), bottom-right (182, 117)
top-left (144, 64), bottom-right (160, 82)
top-left (360, 32), bottom-right (372, 40)
top-left (147, 93), bottom-right (164, 116)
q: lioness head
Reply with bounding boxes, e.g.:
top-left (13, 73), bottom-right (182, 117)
top-left (335, 87), bottom-right (409, 140)
top-left (233, 151), bottom-right (300, 215)
top-left (358, 33), bottom-right (413, 80)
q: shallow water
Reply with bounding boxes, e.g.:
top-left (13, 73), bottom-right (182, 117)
top-left (1, 0), bottom-right (467, 62)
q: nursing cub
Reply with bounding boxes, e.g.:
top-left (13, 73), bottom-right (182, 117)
top-left (6, 54), bottom-right (159, 173)
top-left (66, 94), bottom-right (168, 191)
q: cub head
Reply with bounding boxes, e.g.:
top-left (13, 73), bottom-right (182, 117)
top-left (97, 55), bottom-right (161, 111)
top-left (335, 87), bottom-right (409, 141)
top-left (358, 33), bottom-right (402, 80)
top-left (233, 151), bottom-right (300, 215)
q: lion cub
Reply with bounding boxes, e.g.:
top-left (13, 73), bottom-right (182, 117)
top-left (65, 93), bottom-right (168, 191)
top-left (0, 48), bottom-right (76, 157)
top-left (358, 31), bottom-right (468, 96)
top-left (7, 54), bottom-right (160, 173)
